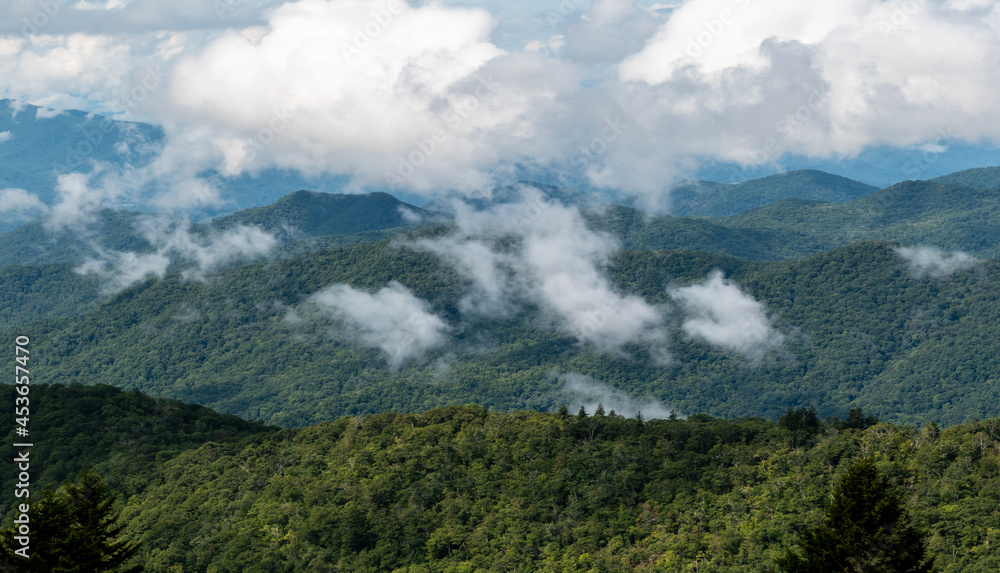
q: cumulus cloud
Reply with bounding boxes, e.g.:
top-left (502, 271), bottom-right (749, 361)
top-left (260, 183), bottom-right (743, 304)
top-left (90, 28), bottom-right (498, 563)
top-left (618, 0), bottom-right (1000, 162)
top-left (308, 281), bottom-right (449, 369)
top-left (559, 372), bottom-right (680, 419)
top-left (670, 270), bottom-right (782, 357)
top-left (895, 245), bottom-right (978, 278)
top-left (413, 187), bottom-right (667, 353)
top-left (0, 131), bottom-right (11, 142)
top-left (0, 0), bottom-right (999, 205)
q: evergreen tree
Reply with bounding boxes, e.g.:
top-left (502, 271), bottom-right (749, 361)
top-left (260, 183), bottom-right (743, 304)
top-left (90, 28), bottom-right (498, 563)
top-left (780, 406), bottom-right (821, 446)
top-left (0, 471), bottom-right (142, 573)
top-left (775, 458), bottom-right (935, 573)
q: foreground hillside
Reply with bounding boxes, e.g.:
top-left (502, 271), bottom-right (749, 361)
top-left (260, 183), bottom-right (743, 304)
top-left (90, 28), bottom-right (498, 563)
top-left (2, 385), bottom-right (996, 573)
top-left (5, 239), bottom-right (1000, 427)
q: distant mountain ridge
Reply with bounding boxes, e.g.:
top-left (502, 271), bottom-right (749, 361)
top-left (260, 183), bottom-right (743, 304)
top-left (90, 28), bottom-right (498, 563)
top-left (931, 166), bottom-right (1000, 188)
top-left (0, 191), bottom-right (436, 269)
top-left (586, 178), bottom-right (1000, 260)
top-left (210, 190), bottom-right (442, 237)
top-left (668, 169), bottom-right (879, 217)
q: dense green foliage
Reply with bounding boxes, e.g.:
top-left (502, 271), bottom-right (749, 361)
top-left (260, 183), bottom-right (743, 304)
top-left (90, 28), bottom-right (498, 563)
top-left (4, 238), bottom-right (1000, 427)
top-left (0, 472), bottom-right (143, 572)
top-left (774, 458), bottom-right (934, 573)
top-left (0, 384), bottom-right (273, 498)
top-left (117, 408), bottom-right (1000, 572)
top-left (0, 264), bottom-right (101, 325)
top-left (669, 170), bottom-right (877, 217)
top-left (3, 387), bottom-right (995, 572)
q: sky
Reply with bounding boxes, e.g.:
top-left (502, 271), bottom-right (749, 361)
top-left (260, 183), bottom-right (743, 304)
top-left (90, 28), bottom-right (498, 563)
top-left (2, 0), bottom-right (1000, 205)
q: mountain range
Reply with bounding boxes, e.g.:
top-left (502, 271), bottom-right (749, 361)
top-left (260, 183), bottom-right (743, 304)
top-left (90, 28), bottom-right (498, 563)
top-left (2, 144), bottom-right (1000, 571)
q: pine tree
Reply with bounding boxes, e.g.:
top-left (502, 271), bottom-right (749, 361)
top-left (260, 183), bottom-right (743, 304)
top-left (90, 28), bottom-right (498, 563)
top-left (0, 471), bottom-right (143, 572)
top-left (775, 458), bottom-right (935, 573)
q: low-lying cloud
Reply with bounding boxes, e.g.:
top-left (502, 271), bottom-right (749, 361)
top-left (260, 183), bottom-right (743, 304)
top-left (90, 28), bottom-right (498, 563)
top-left (895, 245), bottom-right (978, 278)
top-left (559, 372), bottom-right (680, 419)
top-left (0, 188), bottom-right (48, 220)
top-left (76, 250), bottom-right (171, 293)
top-left (670, 270), bottom-right (782, 357)
top-left (77, 217), bottom-right (278, 291)
top-left (307, 281), bottom-right (449, 369)
top-left (413, 187), bottom-right (667, 353)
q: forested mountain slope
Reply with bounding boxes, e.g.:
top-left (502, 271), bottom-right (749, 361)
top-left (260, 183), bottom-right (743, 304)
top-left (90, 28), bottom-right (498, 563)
top-left (6, 238), bottom-right (999, 427)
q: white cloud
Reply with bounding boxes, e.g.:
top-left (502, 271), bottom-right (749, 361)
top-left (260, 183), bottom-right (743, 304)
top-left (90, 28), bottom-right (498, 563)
top-left (414, 233), bottom-right (516, 317)
top-left (308, 281), bottom-right (449, 368)
top-left (0, 0), bottom-right (998, 205)
top-left (559, 372), bottom-right (680, 419)
top-left (76, 249), bottom-right (170, 293)
top-left (617, 0), bottom-right (1000, 161)
top-left (414, 187), bottom-right (668, 353)
top-left (141, 219), bottom-right (279, 279)
top-left (45, 171), bottom-right (120, 231)
top-left (157, 0), bottom-right (514, 192)
top-left (34, 106), bottom-right (64, 118)
top-left (895, 245), bottom-right (978, 278)
top-left (76, 216), bottom-right (278, 291)
top-left (670, 270), bottom-right (782, 357)
top-left (0, 188), bottom-right (48, 218)
top-left (560, 0), bottom-right (660, 64)
top-left (0, 130), bottom-right (11, 142)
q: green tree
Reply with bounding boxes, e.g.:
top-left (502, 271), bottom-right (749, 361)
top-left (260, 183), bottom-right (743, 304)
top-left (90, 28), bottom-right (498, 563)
top-left (775, 458), bottom-right (935, 573)
top-left (780, 406), bottom-right (821, 446)
top-left (0, 471), bottom-right (143, 572)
